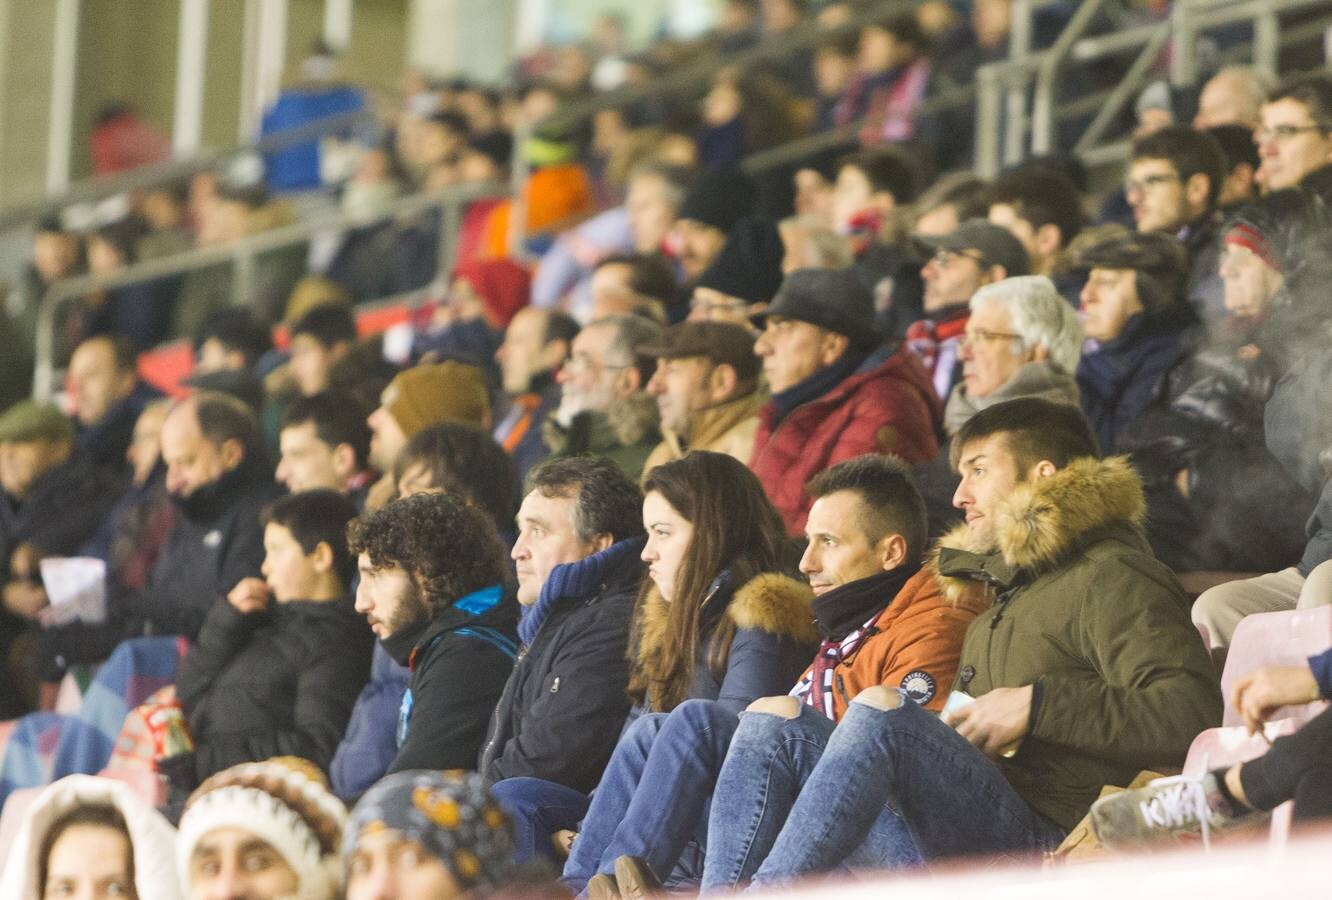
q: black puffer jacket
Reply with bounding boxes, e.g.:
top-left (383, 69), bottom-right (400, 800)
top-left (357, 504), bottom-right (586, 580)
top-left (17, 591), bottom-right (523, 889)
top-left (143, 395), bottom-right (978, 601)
top-left (175, 596), bottom-right (374, 780)
top-left (385, 585), bottom-right (520, 774)
top-left (479, 538), bottom-right (644, 794)
top-left (124, 462), bottom-right (279, 641)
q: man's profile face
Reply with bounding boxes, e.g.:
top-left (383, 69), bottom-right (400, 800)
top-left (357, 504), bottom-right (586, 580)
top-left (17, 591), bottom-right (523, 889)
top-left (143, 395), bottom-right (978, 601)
top-left (646, 356), bottom-right (715, 435)
top-left (188, 827), bottom-right (299, 900)
top-left (355, 554), bottom-right (429, 638)
top-left (68, 340), bottom-right (135, 427)
top-left (952, 434), bottom-right (1024, 549)
top-left (511, 489), bottom-right (595, 606)
top-left (800, 491), bottom-right (892, 595)
top-left (275, 422), bottom-right (343, 494)
top-left (160, 404), bottom-right (237, 499)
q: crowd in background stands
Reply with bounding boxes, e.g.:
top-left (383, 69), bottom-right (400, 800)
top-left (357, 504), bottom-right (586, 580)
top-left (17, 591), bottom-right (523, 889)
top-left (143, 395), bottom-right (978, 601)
top-left (3, 0), bottom-right (1332, 897)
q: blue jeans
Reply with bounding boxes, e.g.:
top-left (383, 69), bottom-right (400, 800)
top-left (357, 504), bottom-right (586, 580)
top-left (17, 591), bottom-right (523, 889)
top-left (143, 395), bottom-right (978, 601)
top-left (561, 700), bottom-right (740, 895)
top-left (490, 777), bottom-right (591, 863)
top-left (703, 693), bottom-right (1067, 891)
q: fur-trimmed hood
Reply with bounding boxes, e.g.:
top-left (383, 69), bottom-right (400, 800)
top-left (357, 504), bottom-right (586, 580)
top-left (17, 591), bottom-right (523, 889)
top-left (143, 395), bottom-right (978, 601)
top-left (932, 456), bottom-right (1146, 601)
top-left (634, 571), bottom-right (816, 667)
top-left (608, 390), bottom-right (661, 447)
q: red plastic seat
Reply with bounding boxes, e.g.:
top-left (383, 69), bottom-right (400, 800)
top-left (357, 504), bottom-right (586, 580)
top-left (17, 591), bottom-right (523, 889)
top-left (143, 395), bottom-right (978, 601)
top-left (1220, 606), bottom-right (1332, 727)
top-left (1184, 721), bottom-right (1299, 846)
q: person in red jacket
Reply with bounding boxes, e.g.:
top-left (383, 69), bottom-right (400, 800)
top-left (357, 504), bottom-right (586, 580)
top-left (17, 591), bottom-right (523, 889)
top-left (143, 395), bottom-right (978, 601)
top-left (749, 268), bottom-right (942, 534)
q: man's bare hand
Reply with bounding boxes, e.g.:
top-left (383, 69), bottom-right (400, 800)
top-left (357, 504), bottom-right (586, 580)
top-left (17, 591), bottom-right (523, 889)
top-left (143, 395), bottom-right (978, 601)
top-left (227, 577), bottom-right (271, 615)
top-left (1233, 665), bottom-right (1321, 735)
top-left (943, 685), bottom-right (1033, 758)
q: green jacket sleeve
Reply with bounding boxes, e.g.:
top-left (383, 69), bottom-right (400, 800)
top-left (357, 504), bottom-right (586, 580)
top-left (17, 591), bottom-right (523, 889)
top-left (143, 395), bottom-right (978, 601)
top-left (1031, 554), bottom-right (1222, 769)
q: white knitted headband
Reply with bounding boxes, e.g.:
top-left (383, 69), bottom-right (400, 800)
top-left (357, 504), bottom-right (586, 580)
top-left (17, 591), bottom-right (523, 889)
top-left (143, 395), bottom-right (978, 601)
top-left (176, 785), bottom-right (341, 900)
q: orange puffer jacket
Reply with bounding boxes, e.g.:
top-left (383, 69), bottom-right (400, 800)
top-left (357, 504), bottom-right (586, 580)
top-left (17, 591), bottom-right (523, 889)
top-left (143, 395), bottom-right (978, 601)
top-left (796, 566), bottom-right (989, 721)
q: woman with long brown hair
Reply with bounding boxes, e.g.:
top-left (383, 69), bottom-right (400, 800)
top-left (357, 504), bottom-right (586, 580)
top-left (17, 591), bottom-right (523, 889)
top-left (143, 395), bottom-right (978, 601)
top-left (557, 450), bottom-right (817, 894)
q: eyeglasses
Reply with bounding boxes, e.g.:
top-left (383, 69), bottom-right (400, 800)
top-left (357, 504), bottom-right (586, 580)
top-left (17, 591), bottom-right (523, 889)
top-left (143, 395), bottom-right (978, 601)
top-left (1124, 173), bottom-right (1179, 194)
top-left (563, 354), bottom-right (632, 374)
top-left (928, 249), bottom-right (986, 269)
top-left (960, 328), bottom-right (1024, 347)
top-left (1255, 124), bottom-right (1331, 143)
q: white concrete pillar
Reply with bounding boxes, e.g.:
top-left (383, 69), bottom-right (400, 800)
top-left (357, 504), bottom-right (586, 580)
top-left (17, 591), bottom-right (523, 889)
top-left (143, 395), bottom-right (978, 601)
top-left (173, 0), bottom-right (209, 156)
top-left (45, 0), bottom-right (80, 192)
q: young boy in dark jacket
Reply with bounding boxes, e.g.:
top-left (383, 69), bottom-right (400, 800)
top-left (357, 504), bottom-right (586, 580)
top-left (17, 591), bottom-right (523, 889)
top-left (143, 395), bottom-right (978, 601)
top-left (172, 489), bottom-right (373, 785)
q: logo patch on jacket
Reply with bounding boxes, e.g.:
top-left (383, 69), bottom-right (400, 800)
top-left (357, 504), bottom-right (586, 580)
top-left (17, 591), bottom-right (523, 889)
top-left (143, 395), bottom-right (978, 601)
top-left (202, 530), bottom-right (222, 548)
top-left (900, 670), bottom-right (936, 705)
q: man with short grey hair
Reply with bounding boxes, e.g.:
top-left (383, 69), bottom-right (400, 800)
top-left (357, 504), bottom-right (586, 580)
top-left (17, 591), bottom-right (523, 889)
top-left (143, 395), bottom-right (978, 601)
top-left (916, 275), bottom-right (1084, 536)
top-left (544, 314), bottom-right (663, 480)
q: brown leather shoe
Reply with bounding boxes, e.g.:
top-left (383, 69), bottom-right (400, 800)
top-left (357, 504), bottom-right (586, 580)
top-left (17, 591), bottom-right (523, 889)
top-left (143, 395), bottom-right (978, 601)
top-left (587, 873), bottom-right (622, 900)
top-left (614, 855), bottom-right (663, 899)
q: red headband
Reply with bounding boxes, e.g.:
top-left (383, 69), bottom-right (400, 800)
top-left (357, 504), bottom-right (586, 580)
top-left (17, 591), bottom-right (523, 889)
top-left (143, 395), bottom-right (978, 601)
top-left (1224, 223), bottom-right (1281, 272)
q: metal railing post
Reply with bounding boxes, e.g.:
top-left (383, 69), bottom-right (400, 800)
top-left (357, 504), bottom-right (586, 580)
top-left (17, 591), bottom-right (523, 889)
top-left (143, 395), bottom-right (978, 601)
top-left (975, 63), bottom-right (1004, 179)
top-left (1003, 0), bottom-right (1034, 167)
top-left (1253, 10), bottom-right (1281, 78)
top-left (1032, 0), bottom-right (1110, 156)
top-left (1170, 0), bottom-right (1197, 86)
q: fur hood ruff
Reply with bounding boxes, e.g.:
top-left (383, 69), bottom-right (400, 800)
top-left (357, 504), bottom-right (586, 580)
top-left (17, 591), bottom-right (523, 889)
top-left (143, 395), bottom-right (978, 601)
top-left (931, 456), bottom-right (1146, 602)
top-left (635, 572), bottom-right (816, 665)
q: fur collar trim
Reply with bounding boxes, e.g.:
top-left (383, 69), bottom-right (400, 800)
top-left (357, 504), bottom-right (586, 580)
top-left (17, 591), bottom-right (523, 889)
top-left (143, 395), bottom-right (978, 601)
top-left (635, 572), bottom-right (816, 665)
top-left (608, 391), bottom-right (661, 447)
top-left (931, 456), bottom-right (1145, 599)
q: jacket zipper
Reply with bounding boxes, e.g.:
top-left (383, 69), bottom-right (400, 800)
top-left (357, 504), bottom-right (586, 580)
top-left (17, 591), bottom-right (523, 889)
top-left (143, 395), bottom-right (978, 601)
top-left (478, 643), bottom-right (528, 774)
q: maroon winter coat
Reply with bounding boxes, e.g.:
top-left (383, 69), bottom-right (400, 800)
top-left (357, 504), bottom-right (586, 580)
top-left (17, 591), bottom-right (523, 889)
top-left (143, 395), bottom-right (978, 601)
top-left (750, 345), bottom-right (943, 534)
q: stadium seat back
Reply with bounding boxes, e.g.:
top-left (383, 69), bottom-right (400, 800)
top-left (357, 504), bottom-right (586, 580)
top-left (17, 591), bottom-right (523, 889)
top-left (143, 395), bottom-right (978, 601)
top-left (1221, 606), bottom-right (1332, 726)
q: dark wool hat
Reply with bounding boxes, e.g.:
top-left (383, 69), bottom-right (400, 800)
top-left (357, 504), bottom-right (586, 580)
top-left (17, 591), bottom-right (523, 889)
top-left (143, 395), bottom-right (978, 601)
top-left (760, 268), bottom-right (880, 350)
top-left (1078, 231), bottom-right (1189, 313)
top-left (677, 169), bottom-right (759, 233)
top-left (915, 219), bottom-right (1031, 277)
top-left (695, 216), bottom-right (785, 304)
top-left (643, 320), bottom-right (761, 382)
top-left (0, 401), bottom-right (74, 444)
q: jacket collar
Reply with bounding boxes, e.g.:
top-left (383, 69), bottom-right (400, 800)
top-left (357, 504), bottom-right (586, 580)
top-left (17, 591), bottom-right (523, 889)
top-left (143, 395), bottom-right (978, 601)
top-left (934, 456), bottom-right (1146, 596)
top-left (382, 583), bottom-right (515, 669)
top-left (660, 389), bottom-right (765, 457)
top-left (517, 536), bottom-right (646, 645)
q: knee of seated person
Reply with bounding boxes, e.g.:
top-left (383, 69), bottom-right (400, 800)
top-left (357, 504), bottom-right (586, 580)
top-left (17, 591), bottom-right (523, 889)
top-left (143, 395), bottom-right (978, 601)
top-left (745, 695), bottom-right (801, 719)
top-left (851, 685), bottom-right (905, 711)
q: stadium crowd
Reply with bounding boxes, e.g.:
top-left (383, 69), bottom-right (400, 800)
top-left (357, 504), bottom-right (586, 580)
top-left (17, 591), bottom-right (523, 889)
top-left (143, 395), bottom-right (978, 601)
top-left (2, 0), bottom-right (1332, 897)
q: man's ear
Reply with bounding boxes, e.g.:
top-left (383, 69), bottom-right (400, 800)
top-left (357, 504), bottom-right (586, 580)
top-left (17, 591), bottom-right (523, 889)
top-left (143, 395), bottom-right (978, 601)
top-left (616, 366), bottom-right (642, 397)
top-left (820, 331), bottom-right (851, 367)
top-left (311, 541), bottom-right (336, 574)
top-left (983, 264), bottom-right (1009, 286)
top-left (590, 532), bottom-right (615, 553)
top-left (877, 533), bottom-right (909, 571)
top-left (218, 437), bottom-right (245, 470)
top-left (331, 443), bottom-right (357, 481)
top-left (1029, 459), bottom-right (1058, 480)
top-left (709, 363), bottom-right (739, 402)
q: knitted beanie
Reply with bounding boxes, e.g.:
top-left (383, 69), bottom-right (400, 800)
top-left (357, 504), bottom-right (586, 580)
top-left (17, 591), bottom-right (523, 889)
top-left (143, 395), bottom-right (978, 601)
top-left (695, 216), bottom-right (785, 304)
top-left (345, 770), bottom-right (517, 892)
top-left (177, 758), bottom-right (347, 900)
top-left (677, 169), bottom-right (759, 233)
top-left (388, 361), bottom-right (490, 436)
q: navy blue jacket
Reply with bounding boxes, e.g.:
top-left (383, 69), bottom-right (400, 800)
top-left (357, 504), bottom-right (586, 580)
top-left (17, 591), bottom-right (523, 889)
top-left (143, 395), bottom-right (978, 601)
top-left (1077, 306), bottom-right (1195, 454)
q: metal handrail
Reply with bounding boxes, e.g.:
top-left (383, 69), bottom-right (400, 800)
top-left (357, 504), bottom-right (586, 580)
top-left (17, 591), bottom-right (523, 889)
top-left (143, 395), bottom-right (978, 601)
top-left (31, 180), bottom-right (505, 400)
top-left (1, 107), bottom-right (379, 231)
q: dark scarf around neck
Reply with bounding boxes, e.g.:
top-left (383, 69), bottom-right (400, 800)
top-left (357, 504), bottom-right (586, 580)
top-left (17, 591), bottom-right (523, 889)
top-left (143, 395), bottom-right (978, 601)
top-left (810, 562), bottom-right (920, 641)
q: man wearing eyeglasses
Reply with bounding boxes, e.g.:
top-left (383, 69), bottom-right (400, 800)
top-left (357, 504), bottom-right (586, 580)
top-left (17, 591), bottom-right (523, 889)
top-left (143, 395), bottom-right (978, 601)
top-left (544, 314), bottom-right (664, 481)
top-left (1256, 73), bottom-right (1332, 192)
top-left (1126, 125), bottom-right (1227, 331)
top-left (907, 220), bottom-right (1030, 403)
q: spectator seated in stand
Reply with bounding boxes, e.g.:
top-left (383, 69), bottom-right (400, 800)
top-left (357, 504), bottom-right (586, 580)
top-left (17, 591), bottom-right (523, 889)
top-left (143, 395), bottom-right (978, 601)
top-left (493, 308), bottom-right (578, 481)
top-left (66, 335), bottom-right (163, 475)
top-left (1255, 72), bottom-right (1332, 192)
top-left (164, 490), bottom-right (372, 794)
top-left (749, 268), bottom-right (941, 535)
top-left (1, 402), bottom-right (123, 715)
top-left (493, 451), bottom-right (816, 879)
top-left (686, 216), bottom-right (785, 329)
top-left (275, 393), bottom-right (376, 509)
top-left (543, 314), bottom-right (663, 482)
top-left (348, 493), bottom-right (518, 776)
